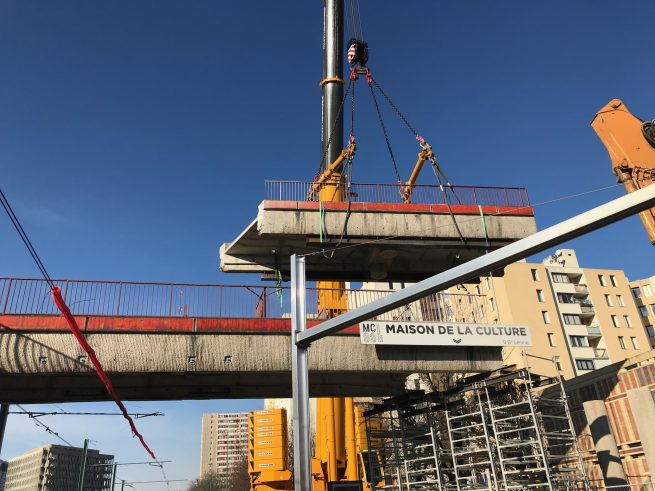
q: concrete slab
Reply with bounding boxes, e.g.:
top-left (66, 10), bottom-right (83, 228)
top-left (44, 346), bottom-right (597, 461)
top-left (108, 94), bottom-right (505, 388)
top-left (0, 332), bottom-right (502, 402)
top-left (220, 200), bottom-right (537, 281)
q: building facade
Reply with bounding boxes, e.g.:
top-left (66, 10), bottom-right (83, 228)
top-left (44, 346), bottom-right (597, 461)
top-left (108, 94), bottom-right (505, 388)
top-left (475, 249), bottom-right (651, 379)
top-left (629, 275), bottom-right (655, 348)
top-left (4, 444), bottom-right (113, 491)
top-left (200, 412), bottom-right (249, 478)
top-left (0, 460), bottom-right (7, 491)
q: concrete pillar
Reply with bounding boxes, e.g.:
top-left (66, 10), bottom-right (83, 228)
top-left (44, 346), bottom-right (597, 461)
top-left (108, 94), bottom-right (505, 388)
top-left (583, 400), bottom-right (627, 486)
top-left (626, 387), bottom-right (655, 477)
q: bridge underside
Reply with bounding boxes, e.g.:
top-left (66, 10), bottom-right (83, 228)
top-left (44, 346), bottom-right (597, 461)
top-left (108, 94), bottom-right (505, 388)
top-left (220, 200), bottom-right (536, 281)
top-left (0, 330), bottom-right (502, 403)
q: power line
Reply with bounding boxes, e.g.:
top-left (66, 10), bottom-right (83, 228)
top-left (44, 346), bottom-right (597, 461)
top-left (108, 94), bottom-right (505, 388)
top-left (9, 410), bottom-right (164, 419)
top-left (14, 404), bottom-right (73, 447)
top-left (0, 188), bottom-right (54, 287)
top-left (300, 182), bottom-right (624, 258)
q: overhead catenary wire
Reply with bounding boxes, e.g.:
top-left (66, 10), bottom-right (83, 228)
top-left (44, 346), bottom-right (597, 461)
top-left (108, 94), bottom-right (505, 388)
top-left (0, 188), bottom-right (54, 287)
top-left (300, 182), bottom-right (624, 258)
top-left (15, 404), bottom-right (74, 447)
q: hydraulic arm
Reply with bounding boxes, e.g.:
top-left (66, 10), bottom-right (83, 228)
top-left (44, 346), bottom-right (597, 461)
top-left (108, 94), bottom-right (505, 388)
top-left (591, 99), bottom-right (655, 244)
top-left (400, 142), bottom-right (435, 204)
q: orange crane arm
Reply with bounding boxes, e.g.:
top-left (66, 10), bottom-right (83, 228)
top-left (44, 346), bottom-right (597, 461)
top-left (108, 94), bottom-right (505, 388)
top-left (591, 99), bottom-right (655, 244)
top-left (400, 144), bottom-right (434, 204)
top-left (307, 142), bottom-right (356, 201)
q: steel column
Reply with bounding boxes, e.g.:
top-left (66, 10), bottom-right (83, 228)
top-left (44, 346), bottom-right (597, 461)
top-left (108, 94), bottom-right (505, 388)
top-left (291, 254), bottom-right (312, 491)
top-left (0, 404), bottom-right (8, 456)
top-left (297, 184), bottom-right (655, 345)
top-left (321, 0), bottom-right (344, 169)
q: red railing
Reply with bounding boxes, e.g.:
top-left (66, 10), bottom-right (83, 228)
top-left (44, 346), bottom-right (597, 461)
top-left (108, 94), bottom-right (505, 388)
top-left (0, 278), bottom-right (489, 324)
top-left (265, 180), bottom-right (531, 208)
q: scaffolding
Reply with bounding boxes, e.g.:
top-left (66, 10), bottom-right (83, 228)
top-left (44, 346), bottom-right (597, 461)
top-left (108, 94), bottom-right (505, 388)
top-left (364, 364), bottom-right (588, 491)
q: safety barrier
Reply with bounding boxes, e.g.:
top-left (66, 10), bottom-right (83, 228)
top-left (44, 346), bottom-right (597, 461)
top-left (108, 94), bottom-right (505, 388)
top-left (264, 180), bottom-right (531, 208)
top-left (0, 277), bottom-right (488, 324)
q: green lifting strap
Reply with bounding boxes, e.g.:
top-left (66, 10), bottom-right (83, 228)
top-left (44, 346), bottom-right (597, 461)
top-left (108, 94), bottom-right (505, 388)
top-left (478, 205), bottom-right (490, 251)
top-left (319, 201), bottom-right (326, 244)
top-left (275, 269), bottom-right (284, 310)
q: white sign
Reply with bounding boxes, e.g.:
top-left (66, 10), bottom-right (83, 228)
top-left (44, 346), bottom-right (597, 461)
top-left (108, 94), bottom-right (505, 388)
top-left (359, 321), bottom-right (532, 347)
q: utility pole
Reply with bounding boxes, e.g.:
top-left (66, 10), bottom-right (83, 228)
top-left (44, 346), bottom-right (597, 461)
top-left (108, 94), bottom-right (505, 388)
top-left (78, 438), bottom-right (89, 491)
top-left (111, 462), bottom-right (118, 491)
top-left (0, 404), bottom-right (9, 456)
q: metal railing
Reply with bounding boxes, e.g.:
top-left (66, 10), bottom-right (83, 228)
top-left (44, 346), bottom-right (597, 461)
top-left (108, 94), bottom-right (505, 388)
top-left (0, 277), bottom-right (488, 324)
top-left (264, 180), bottom-right (531, 207)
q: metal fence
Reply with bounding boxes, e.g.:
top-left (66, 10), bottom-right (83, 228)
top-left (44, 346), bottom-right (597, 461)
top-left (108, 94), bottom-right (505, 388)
top-left (0, 277), bottom-right (488, 324)
top-left (264, 180), bottom-right (531, 207)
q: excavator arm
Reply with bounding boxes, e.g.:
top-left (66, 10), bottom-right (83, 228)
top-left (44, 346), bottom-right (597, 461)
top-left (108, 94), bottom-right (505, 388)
top-left (591, 99), bottom-right (655, 244)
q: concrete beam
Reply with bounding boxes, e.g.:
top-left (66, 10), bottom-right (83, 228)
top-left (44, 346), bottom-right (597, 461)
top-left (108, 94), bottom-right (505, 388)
top-left (0, 332), bottom-right (502, 403)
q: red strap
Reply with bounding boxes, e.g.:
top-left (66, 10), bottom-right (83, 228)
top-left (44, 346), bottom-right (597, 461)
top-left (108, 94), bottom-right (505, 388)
top-left (51, 286), bottom-right (157, 460)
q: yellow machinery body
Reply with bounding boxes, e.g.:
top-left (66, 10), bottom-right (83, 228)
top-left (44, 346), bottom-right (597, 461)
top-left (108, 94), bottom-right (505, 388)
top-left (591, 99), bottom-right (655, 244)
top-left (248, 408), bottom-right (293, 491)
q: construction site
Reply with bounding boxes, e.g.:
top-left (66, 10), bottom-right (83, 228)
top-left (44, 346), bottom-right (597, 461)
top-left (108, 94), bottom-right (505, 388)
top-left (1, 1), bottom-right (655, 491)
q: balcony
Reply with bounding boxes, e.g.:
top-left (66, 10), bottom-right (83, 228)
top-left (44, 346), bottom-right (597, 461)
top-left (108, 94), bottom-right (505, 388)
top-left (593, 348), bottom-right (609, 359)
top-left (574, 284), bottom-right (589, 295)
top-left (587, 326), bottom-right (602, 337)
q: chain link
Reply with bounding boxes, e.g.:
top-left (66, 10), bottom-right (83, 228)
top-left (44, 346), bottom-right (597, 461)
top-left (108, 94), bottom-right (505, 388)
top-left (368, 82), bottom-right (402, 184)
top-left (370, 78), bottom-right (419, 138)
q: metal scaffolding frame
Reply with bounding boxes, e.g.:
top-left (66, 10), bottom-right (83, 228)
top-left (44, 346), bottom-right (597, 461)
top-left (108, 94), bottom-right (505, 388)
top-left (363, 365), bottom-right (589, 491)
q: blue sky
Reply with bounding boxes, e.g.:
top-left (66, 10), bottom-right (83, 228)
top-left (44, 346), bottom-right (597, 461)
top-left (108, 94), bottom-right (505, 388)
top-left (1, 0), bottom-right (655, 488)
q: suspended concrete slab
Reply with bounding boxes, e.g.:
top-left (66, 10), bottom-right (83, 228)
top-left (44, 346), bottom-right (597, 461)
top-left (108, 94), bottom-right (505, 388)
top-left (220, 198), bottom-right (537, 282)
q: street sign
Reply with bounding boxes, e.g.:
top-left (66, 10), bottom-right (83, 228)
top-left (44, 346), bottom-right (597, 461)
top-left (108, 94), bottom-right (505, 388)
top-left (359, 321), bottom-right (532, 347)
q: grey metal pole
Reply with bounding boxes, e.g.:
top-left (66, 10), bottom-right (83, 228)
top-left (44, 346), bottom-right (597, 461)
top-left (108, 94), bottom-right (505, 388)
top-left (297, 183), bottom-right (655, 345)
top-left (290, 254), bottom-right (311, 491)
top-left (321, 0), bottom-right (344, 169)
top-left (0, 404), bottom-right (9, 456)
top-left (78, 438), bottom-right (89, 491)
top-left (121, 480), bottom-right (125, 491)
top-left (111, 462), bottom-right (118, 491)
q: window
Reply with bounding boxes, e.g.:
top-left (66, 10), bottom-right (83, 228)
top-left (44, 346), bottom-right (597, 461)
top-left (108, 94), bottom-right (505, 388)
top-left (631, 337), bottom-right (639, 350)
top-left (644, 285), bottom-right (653, 297)
top-left (623, 315), bottom-right (632, 328)
top-left (488, 297), bottom-right (496, 311)
top-left (554, 356), bottom-right (562, 371)
top-left (617, 295), bottom-right (625, 307)
top-left (484, 277), bottom-right (490, 291)
top-left (475, 285), bottom-right (480, 295)
top-left (647, 325), bottom-right (655, 338)
top-left (611, 315), bottom-right (620, 327)
top-left (576, 359), bottom-right (595, 371)
top-left (537, 290), bottom-right (545, 303)
top-left (618, 336), bottom-right (626, 349)
top-left (598, 274), bottom-right (606, 286)
top-left (547, 333), bottom-right (556, 347)
top-left (638, 306), bottom-right (648, 317)
top-left (531, 268), bottom-right (539, 281)
top-left (569, 335), bottom-right (588, 347)
top-left (632, 287), bottom-right (642, 299)
top-left (652, 304), bottom-right (655, 315)
top-left (605, 294), bottom-right (613, 307)
top-left (552, 273), bottom-right (570, 283)
top-left (610, 275), bottom-right (618, 287)
top-left (557, 293), bottom-right (575, 304)
top-left (563, 314), bottom-right (582, 325)
top-left (542, 311), bottom-right (551, 324)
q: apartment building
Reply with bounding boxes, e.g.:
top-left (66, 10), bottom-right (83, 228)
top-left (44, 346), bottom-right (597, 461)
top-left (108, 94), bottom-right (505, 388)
top-left (0, 460), bottom-right (7, 491)
top-left (200, 412), bottom-right (249, 478)
top-left (4, 444), bottom-right (113, 491)
top-left (478, 249), bottom-right (650, 379)
top-left (629, 275), bottom-right (655, 348)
